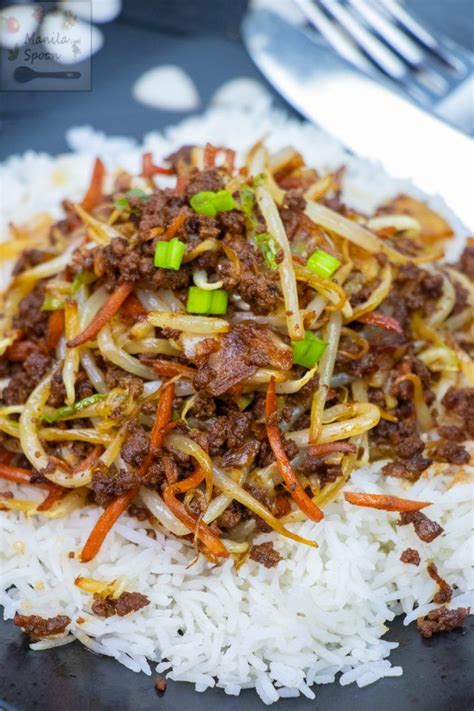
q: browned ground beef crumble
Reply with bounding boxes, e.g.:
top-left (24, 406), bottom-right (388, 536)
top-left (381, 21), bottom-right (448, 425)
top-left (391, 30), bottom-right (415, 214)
top-left (416, 606), bottom-right (469, 638)
top-left (91, 591), bottom-right (150, 618)
top-left (14, 614), bottom-right (71, 638)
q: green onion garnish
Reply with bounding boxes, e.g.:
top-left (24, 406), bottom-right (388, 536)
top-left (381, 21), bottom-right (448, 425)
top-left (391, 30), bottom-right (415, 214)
top-left (42, 393), bottom-right (106, 424)
top-left (238, 187), bottom-right (257, 226)
top-left (292, 331), bottom-right (327, 368)
top-left (255, 232), bottom-right (278, 271)
top-left (71, 271), bottom-right (96, 294)
top-left (306, 249), bottom-right (341, 279)
top-left (190, 190), bottom-right (236, 217)
top-left (154, 238), bottom-right (186, 270)
top-left (114, 189), bottom-right (151, 211)
top-left (41, 295), bottom-right (64, 311)
top-left (186, 286), bottom-right (228, 315)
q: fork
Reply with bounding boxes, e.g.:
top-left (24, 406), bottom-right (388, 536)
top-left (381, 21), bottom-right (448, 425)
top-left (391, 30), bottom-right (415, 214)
top-left (293, 0), bottom-right (474, 134)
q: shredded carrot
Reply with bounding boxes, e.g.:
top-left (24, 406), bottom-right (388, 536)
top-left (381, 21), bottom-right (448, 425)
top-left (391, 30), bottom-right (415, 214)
top-left (265, 377), bottom-right (324, 522)
top-left (141, 152), bottom-right (174, 178)
top-left (309, 442), bottom-right (357, 458)
top-left (120, 293), bottom-right (147, 323)
top-left (47, 310), bottom-right (65, 350)
top-left (162, 211), bottom-right (187, 241)
top-left (357, 311), bottom-right (404, 335)
top-left (152, 360), bottom-right (195, 379)
top-left (175, 175), bottom-right (188, 197)
top-left (0, 448), bottom-right (14, 465)
top-left (67, 282), bottom-right (133, 347)
top-left (204, 143), bottom-right (218, 168)
top-left (80, 487), bottom-right (137, 562)
top-left (0, 463), bottom-right (48, 488)
top-left (343, 492), bottom-right (431, 512)
top-left (81, 158), bottom-right (105, 212)
top-left (37, 485), bottom-right (66, 512)
top-left (224, 148), bottom-right (236, 173)
top-left (73, 445), bottom-right (103, 472)
top-left (163, 466), bottom-right (229, 558)
top-left (5, 340), bottom-right (38, 362)
top-left (138, 381), bottom-right (175, 478)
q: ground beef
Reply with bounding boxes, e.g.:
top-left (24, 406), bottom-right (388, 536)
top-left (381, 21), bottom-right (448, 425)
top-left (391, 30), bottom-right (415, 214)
top-left (154, 676), bottom-right (168, 696)
top-left (90, 463), bottom-right (138, 507)
top-left (165, 145), bottom-right (194, 172)
top-left (398, 511), bottom-right (444, 543)
top-left (47, 369), bottom-right (67, 407)
top-left (205, 412), bottom-right (254, 456)
top-left (456, 244), bottom-right (474, 280)
top-left (2, 345), bottom-right (52, 405)
top-left (427, 562), bottom-right (453, 604)
top-left (416, 606), bottom-right (469, 638)
top-left (194, 322), bottom-right (291, 397)
top-left (297, 450), bottom-right (342, 485)
top-left (249, 541), bottom-right (282, 568)
top-left (219, 233), bottom-right (280, 314)
top-left (442, 387), bottom-right (474, 437)
top-left (215, 501), bottom-right (243, 530)
top-left (103, 365), bottom-right (144, 401)
top-left (400, 548), bottom-right (421, 566)
top-left (451, 280), bottom-right (469, 315)
top-left (185, 167), bottom-right (224, 197)
top-left (221, 441), bottom-right (260, 469)
top-left (91, 591), bottom-right (150, 618)
top-left (121, 424), bottom-right (149, 468)
top-left (12, 283), bottom-right (49, 340)
top-left (437, 425), bottom-right (466, 442)
top-left (12, 248), bottom-right (51, 277)
top-left (14, 614), bottom-right (70, 638)
top-left (433, 441), bottom-right (470, 465)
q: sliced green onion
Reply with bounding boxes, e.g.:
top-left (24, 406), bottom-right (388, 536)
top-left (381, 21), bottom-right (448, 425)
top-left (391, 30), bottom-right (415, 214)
top-left (186, 286), bottom-right (228, 315)
top-left (190, 190), bottom-right (236, 217)
top-left (42, 393), bottom-right (106, 424)
top-left (238, 187), bottom-right (257, 226)
top-left (41, 295), bottom-right (64, 311)
top-left (154, 238), bottom-right (185, 270)
top-left (255, 232), bottom-right (278, 271)
top-left (292, 331), bottom-right (327, 368)
top-left (114, 197), bottom-right (130, 211)
top-left (71, 271), bottom-right (96, 294)
top-left (114, 189), bottom-right (151, 211)
top-left (306, 249), bottom-right (341, 279)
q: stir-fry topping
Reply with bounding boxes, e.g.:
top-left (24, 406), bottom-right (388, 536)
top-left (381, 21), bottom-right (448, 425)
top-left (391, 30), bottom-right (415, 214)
top-left (0, 142), bottom-right (472, 565)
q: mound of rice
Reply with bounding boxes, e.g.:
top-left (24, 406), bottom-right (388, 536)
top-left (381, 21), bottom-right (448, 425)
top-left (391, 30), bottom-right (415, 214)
top-left (0, 105), bottom-right (472, 703)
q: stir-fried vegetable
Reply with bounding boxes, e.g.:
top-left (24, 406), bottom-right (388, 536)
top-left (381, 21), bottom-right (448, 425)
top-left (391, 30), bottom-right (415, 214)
top-left (190, 190), bottom-right (235, 217)
top-left (67, 283), bottom-right (134, 348)
top-left (266, 378), bottom-right (324, 522)
top-left (186, 286), bottom-right (228, 315)
top-left (81, 488), bottom-right (137, 562)
top-left (306, 250), bottom-right (341, 279)
top-left (292, 331), bottom-right (327, 368)
top-left (154, 238), bottom-right (186, 270)
top-left (42, 393), bottom-right (106, 424)
top-left (343, 492), bottom-right (431, 512)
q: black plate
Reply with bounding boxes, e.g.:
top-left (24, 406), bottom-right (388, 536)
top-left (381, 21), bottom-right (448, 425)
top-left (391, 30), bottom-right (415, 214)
top-left (1, 3), bottom-right (473, 709)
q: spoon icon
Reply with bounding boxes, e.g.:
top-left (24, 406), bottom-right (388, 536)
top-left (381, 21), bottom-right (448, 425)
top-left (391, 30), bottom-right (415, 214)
top-left (14, 66), bottom-right (81, 83)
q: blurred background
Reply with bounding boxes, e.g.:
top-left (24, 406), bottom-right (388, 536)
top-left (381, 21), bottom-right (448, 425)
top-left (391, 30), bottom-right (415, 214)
top-left (0, 0), bottom-right (473, 158)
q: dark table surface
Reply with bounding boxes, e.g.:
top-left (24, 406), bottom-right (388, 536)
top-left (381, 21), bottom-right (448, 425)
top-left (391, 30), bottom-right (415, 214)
top-left (1, 1), bottom-right (473, 710)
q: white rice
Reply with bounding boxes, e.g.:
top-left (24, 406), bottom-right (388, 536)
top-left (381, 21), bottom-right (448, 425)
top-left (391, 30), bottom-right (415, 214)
top-left (0, 105), bottom-right (472, 703)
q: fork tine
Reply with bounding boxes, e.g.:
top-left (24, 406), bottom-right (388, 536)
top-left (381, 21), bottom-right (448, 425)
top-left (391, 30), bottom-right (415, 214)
top-left (294, 0), bottom-right (372, 70)
top-left (316, 0), bottom-right (408, 80)
top-left (346, 0), bottom-right (424, 68)
top-left (381, 0), bottom-right (463, 70)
